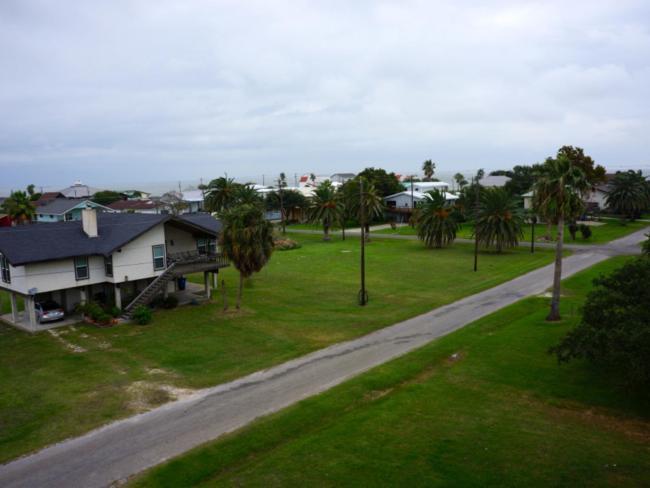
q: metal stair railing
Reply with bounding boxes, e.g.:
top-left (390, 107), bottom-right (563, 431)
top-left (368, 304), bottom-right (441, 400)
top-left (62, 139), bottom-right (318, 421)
top-left (122, 262), bottom-right (177, 316)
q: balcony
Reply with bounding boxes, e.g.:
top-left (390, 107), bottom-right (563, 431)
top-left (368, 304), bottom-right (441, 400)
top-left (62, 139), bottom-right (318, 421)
top-left (166, 250), bottom-right (230, 275)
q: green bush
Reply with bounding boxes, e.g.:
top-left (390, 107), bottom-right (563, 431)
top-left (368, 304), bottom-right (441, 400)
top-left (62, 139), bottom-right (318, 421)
top-left (109, 306), bottom-right (122, 318)
top-left (643, 233), bottom-right (650, 257)
top-left (551, 258), bottom-right (650, 387)
top-left (132, 305), bottom-right (153, 325)
top-left (579, 224), bottom-right (592, 239)
top-left (95, 312), bottom-right (112, 326)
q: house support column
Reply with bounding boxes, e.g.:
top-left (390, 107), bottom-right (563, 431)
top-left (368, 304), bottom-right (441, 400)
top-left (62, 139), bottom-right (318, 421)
top-left (212, 270), bottom-right (218, 289)
top-left (114, 285), bottom-right (122, 310)
top-left (10, 292), bottom-right (19, 323)
top-left (203, 271), bottom-right (211, 299)
top-left (25, 295), bottom-right (37, 330)
top-left (79, 287), bottom-right (87, 305)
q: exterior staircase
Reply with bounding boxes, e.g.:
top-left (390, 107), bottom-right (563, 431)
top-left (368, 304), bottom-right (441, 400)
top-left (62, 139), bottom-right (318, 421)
top-left (122, 263), bottom-right (177, 318)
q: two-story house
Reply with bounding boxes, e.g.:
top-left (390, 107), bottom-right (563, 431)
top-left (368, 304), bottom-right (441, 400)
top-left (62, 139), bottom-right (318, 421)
top-left (0, 208), bottom-right (228, 332)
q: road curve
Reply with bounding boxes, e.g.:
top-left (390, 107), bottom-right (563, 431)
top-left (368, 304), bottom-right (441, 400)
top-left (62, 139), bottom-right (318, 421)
top-left (0, 227), bottom-right (647, 488)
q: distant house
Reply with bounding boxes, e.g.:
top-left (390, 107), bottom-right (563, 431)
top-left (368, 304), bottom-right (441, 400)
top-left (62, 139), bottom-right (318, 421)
top-left (35, 199), bottom-right (115, 223)
top-left (480, 175), bottom-right (511, 188)
top-left (0, 214), bottom-right (11, 228)
top-left (0, 210), bottom-right (228, 332)
top-left (121, 190), bottom-right (151, 201)
top-left (384, 191), bottom-right (459, 223)
top-left (330, 173), bottom-right (355, 184)
top-left (59, 181), bottom-right (101, 198)
top-left (33, 192), bottom-right (65, 207)
top-left (181, 190), bottom-right (206, 213)
top-left (403, 181), bottom-right (450, 193)
top-left (108, 200), bottom-right (162, 214)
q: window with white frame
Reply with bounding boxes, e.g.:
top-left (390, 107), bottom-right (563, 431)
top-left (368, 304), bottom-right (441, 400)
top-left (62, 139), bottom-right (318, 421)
top-left (74, 256), bottom-right (89, 280)
top-left (104, 255), bottom-right (113, 277)
top-left (152, 245), bottom-right (166, 270)
top-left (0, 253), bottom-right (10, 284)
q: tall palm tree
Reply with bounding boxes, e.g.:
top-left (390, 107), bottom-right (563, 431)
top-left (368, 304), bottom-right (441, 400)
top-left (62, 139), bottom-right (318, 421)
top-left (204, 177), bottom-right (240, 213)
top-left (2, 191), bottom-right (35, 224)
top-left (534, 155), bottom-right (589, 321)
top-left (345, 180), bottom-right (384, 240)
top-left (422, 160), bottom-right (435, 181)
top-left (308, 181), bottom-right (342, 241)
top-left (474, 188), bottom-right (524, 253)
top-left (414, 190), bottom-right (458, 248)
top-left (605, 170), bottom-right (650, 221)
top-left (454, 173), bottom-right (468, 191)
top-left (219, 204), bottom-right (274, 309)
top-left (235, 184), bottom-right (263, 207)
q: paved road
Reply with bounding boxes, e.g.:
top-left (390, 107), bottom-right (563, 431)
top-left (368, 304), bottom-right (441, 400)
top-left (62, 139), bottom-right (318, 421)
top-left (1, 227), bottom-right (647, 488)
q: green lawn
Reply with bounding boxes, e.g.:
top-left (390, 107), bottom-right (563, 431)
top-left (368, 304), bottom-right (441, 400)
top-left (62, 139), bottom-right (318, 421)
top-left (374, 220), bottom-right (649, 245)
top-left (132, 256), bottom-right (650, 488)
top-left (0, 236), bottom-right (558, 463)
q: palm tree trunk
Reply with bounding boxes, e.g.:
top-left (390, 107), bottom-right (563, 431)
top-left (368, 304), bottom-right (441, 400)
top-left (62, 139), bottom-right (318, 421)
top-left (547, 216), bottom-right (564, 321)
top-left (365, 223), bottom-right (371, 242)
top-left (545, 221), bottom-right (552, 241)
top-left (323, 224), bottom-right (330, 241)
top-left (236, 272), bottom-right (243, 309)
top-left (341, 221), bottom-right (346, 241)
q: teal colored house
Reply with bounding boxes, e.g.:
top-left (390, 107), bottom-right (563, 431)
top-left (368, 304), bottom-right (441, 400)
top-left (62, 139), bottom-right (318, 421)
top-left (35, 199), bottom-right (115, 223)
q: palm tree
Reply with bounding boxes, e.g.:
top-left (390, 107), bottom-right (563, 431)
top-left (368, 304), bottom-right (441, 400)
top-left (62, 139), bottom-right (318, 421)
top-left (474, 188), bottom-right (524, 253)
top-left (605, 170), bottom-right (650, 221)
top-left (534, 155), bottom-right (589, 321)
top-left (236, 184), bottom-right (263, 207)
top-left (454, 173), bottom-right (468, 191)
top-left (345, 180), bottom-right (384, 240)
top-left (414, 190), bottom-right (458, 248)
top-left (219, 204), bottom-right (274, 309)
top-left (422, 160), bottom-right (435, 181)
top-left (2, 191), bottom-right (35, 224)
top-left (308, 181), bottom-right (342, 241)
top-left (204, 177), bottom-right (240, 213)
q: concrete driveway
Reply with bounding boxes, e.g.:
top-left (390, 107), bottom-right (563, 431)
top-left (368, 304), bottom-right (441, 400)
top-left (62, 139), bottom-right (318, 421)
top-left (0, 226), bottom-right (647, 488)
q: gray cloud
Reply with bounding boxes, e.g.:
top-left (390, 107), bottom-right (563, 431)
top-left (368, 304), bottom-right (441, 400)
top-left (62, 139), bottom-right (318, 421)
top-left (1, 0), bottom-right (649, 191)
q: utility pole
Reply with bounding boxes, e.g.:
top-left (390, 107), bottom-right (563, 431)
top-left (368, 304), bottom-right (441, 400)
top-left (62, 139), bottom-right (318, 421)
top-left (473, 176), bottom-right (480, 272)
top-left (359, 178), bottom-right (368, 306)
top-left (278, 173), bottom-right (286, 235)
top-left (294, 173), bottom-right (298, 187)
top-left (410, 174), bottom-right (414, 227)
top-left (262, 174), bottom-right (265, 186)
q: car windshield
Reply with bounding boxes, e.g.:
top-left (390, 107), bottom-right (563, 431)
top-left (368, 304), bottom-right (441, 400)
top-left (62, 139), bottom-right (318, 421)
top-left (39, 301), bottom-right (61, 311)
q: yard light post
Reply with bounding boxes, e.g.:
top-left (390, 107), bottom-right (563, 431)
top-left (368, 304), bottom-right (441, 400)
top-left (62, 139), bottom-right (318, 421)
top-left (359, 178), bottom-right (368, 306)
top-left (410, 175), bottom-right (415, 227)
top-left (530, 214), bottom-right (537, 254)
top-left (473, 176), bottom-right (480, 272)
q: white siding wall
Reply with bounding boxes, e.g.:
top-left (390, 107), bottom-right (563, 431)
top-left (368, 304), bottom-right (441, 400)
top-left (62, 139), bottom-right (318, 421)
top-left (385, 194), bottom-right (425, 209)
top-left (110, 225), bottom-right (167, 283)
top-left (164, 224), bottom-right (198, 254)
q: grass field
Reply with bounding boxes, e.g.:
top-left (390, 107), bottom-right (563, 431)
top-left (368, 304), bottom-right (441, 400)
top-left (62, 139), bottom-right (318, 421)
top-left (374, 220), bottom-right (649, 245)
top-left (132, 256), bottom-right (650, 488)
top-left (0, 235), bottom-right (559, 463)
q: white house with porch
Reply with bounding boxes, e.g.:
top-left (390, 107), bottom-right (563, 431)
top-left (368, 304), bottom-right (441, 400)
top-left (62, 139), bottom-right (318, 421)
top-left (0, 209), bottom-right (228, 332)
top-left (384, 190), bottom-right (459, 223)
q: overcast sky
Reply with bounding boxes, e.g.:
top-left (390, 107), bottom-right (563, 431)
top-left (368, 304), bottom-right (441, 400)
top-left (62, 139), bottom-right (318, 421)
top-left (1, 0), bottom-right (649, 192)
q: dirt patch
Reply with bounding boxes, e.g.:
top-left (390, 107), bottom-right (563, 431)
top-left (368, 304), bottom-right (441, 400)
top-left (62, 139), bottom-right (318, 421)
top-left (126, 381), bottom-right (196, 413)
top-left (446, 351), bottom-right (465, 365)
top-left (47, 329), bottom-right (87, 353)
top-left (364, 388), bottom-right (394, 401)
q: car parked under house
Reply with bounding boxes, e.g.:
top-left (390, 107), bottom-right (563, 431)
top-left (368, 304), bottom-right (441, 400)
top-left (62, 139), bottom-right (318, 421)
top-left (0, 208), bottom-right (229, 332)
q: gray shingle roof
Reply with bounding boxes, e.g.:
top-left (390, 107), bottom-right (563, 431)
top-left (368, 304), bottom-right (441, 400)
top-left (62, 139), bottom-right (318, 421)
top-left (34, 198), bottom-right (91, 215)
top-left (0, 213), bottom-right (221, 266)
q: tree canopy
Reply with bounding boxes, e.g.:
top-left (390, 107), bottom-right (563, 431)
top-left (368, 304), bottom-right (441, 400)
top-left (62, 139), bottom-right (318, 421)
top-left (414, 190), bottom-right (458, 248)
top-left (2, 191), bottom-right (36, 224)
top-left (551, 258), bottom-right (650, 388)
top-left (92, 190), bottom-right (123, 206)
top-left (474, 187), bottom-right (524, 252)
top-left (355, 167), bottom-right (403, 197)
top-left (605, 170), bottom-right (650, 220)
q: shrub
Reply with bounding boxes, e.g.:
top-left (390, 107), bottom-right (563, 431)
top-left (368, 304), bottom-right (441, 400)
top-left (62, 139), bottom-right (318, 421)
top-left (132, 305), bottom-right (153, 325)
top-left (568, 222), bottom-right (578, 240)
top-left (109, 306), bottom-right (122, 318)
top-left (579, 224), bottom-right (592, 239)
top-left (95, 312), bottom-right (112, 326)
top-left (273, 238), bottom-right (301, 251)
top-left (550, 258), bottom-right (650, 387)
top-left (162, 295), bottom-right (179, 309)
top-left (643, 233), bottom-right (650, 257)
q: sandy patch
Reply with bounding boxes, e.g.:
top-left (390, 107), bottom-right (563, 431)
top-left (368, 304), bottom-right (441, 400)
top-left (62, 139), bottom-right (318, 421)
top-left (126, 381), bottom-right (195, 413)
top-left (47, 329), bottom-right (87, 353)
